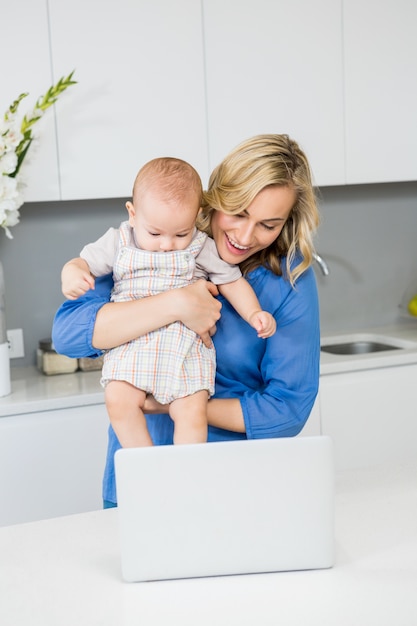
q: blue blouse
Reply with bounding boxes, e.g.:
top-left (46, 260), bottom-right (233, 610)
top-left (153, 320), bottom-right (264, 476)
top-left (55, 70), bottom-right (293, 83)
top-left (52, 262), bottom-right (320, 504)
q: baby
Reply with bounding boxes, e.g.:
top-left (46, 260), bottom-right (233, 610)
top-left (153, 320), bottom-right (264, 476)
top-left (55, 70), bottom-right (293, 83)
top-left (61, 157), bottom-right (276, 447)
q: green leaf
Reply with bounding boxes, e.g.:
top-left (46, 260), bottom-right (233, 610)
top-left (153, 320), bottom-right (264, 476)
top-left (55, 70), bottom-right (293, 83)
top-left (35, 70), bottom-right (77, 112)
top-left (4, 93), bottom-right (28, 121)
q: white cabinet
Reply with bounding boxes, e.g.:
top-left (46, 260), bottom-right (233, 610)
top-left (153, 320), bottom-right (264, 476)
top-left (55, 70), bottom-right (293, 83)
top-left (319, 364), bottom-right (417, 470)
top-left (202, 0), bottom-right (345, 186)
top-left (5, 1), bottom-right (417, 202)
top-left (298, 395), bottom-right (321, 437)
top-left (47, 0), bottom-right (209, 199)
top-left (343, 0), bottom-right (417, 183)
top-left (2, 0), bottom-right (61, 201)
top-left (0, 404), bottom-right (109, 526)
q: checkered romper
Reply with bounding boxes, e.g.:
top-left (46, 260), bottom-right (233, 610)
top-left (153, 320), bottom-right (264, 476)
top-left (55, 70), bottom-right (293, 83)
top-left (101, 222), bottom-right (216, 403)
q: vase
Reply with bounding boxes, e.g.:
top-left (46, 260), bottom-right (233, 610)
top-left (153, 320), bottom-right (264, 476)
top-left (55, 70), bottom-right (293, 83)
top-left (0, 261), bottom-right (11, 397)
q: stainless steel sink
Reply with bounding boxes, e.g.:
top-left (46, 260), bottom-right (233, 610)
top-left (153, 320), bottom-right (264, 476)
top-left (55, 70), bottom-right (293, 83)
top-left (321, 340), bottom-right (401, 356)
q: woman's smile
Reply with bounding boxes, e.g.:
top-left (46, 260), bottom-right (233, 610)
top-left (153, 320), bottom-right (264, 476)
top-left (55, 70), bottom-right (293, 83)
top-left (225, 233), bottom-right (251, 253)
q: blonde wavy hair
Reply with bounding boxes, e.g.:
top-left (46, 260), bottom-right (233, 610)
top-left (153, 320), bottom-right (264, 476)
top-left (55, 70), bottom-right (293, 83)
top-left (198, 134), bottom-right (319, 286)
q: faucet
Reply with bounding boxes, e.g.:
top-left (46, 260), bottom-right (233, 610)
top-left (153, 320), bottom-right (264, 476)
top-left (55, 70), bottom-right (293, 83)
top-left (312, 252), bottom-right (330, 276)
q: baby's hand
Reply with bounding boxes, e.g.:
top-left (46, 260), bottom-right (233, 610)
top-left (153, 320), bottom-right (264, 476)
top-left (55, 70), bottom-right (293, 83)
top-left (249, 310), bottom-right (276, 339)
top-left (61, 262), bottom-right (95, 300)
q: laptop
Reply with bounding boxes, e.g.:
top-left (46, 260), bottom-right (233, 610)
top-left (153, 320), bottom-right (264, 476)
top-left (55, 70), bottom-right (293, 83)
top-left (114, 436), bottom-right (334, 582)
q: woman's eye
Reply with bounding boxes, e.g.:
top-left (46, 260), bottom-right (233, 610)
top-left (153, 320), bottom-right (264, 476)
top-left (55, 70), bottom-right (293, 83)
top-left (261, 223), bottom-right (276, 231)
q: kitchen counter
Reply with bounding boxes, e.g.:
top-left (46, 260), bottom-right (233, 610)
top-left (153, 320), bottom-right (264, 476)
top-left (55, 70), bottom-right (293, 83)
top-left (319, 321), bottom-right (417, 375)
top-left (0, 366), bottom-right (103, 417)
top-left (1, 321), bottom-right (416, 419)
top-left (0, 461), bottom-right (416, 626)
top-left (3, 322), bottom-right (417, 409)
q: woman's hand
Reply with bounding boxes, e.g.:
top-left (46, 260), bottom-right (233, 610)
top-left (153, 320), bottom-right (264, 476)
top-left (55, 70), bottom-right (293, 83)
top-left (175, 280), bottom-right (221, 347)
top-left (144, 394), bottom-right (169, 414)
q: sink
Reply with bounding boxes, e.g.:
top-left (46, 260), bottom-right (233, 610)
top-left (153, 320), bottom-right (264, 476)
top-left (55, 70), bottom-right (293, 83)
top-left (321, 340), bottom-right (401, 356)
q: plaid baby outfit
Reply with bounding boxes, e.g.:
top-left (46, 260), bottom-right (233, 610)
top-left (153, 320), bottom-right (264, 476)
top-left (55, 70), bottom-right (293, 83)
top-left (101, 222), bottom-right (216, 403)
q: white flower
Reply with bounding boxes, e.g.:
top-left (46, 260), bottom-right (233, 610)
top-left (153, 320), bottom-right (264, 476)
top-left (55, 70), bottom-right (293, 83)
top-left (0, 174), bottom-right (18, 199)
top-left (0, 176), bottom-right (23, 238)
top-left (0, 152), bottom-right (18, 175)
top-left (1, 127), bottom-right (23, 152)
top-left (1, 71), bottom-right (76, 238)
top-left (0, 206), bottom-right (21, 239)
top-left (0, 175), bottom-right (23, 239)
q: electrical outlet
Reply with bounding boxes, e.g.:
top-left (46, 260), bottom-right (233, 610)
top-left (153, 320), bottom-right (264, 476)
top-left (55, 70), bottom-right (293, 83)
top-left (7, 328), bottom-right (25, 359)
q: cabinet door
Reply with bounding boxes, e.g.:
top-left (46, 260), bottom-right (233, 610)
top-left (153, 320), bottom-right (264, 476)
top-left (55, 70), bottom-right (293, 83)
top-left (298, 395), bottom-right (321, 437)
top-left (0, 404), bottom-right (108, 526)
top-left (319, 364), bottom-right (417, 470)
top-left (2, 0), bottom-right (60, 201)
top-left (48, 0), bottom-right (209, 200)
top-left (344, 0), bottom-right (417, 183)
top-left (203, 0), bottom-right (345, 186)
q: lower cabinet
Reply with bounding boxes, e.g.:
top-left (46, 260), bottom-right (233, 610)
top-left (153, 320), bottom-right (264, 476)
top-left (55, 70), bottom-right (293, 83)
top-left (0, 404), bottom-right (109, 527)
top-left (298, 396), bottom-right (321, 437)
top-left (2, 362), bottom-right (415, 524)
top-left (319, 364), bottom-right (417, 470)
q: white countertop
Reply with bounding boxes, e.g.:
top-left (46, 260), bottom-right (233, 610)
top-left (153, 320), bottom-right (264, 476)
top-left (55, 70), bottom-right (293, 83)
top-left (1, 321), bottom-right (417, 418)
top-left (0, 366), bottom-right (103, 417)
top-left (0, 461), bottom-right (416, 626)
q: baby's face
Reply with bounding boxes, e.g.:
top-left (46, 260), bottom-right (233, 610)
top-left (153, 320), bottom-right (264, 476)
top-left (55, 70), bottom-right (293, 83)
top-left (127, 188), bottom-right (199, 252)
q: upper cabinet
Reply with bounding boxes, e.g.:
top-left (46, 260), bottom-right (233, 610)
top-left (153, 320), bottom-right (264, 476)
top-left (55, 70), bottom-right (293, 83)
top-left (202, 0), bottom-right (345, 187)
top-left (4, 1), bottom-right (417, 202)
top-left (203, 0), bottom-right (417, 186)
top-left (2, 0), bottom-right (61, 201)
top-left (343, 0), bottom-right (417, 184)
top-left (47, 0), bottom-right (209, 199)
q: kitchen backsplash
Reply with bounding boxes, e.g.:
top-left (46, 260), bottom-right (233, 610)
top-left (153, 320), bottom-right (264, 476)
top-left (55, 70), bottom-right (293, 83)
top-left (2, 181), bottom-right (417, 367)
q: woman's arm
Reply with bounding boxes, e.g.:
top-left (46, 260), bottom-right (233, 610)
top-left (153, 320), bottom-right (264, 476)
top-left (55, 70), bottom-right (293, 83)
top-left (208, 266), bottom-right (321, 438)
top-left (52, 276), bottom-right (221, 358)
top-left (93, 279), bottom-right (221, 350)
top-left (144, 394), bottom-right (246, 433)
top-left (206, 398), bottom-right (246, 432)
top-left (240, 268), bottom-right (320, 438)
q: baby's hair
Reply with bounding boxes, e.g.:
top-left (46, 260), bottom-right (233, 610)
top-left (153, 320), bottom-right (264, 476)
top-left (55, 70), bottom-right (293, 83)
top-left (133, 157), bottom-right (202, 205)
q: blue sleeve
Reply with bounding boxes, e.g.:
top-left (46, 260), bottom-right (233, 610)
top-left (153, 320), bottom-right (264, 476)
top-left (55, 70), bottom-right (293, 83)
top-left (52, 274), bottom-right (114, 359)
top-left (242, 267), bottom-right (320, 438)
top-left (212, 265), bottom-right (320, 439)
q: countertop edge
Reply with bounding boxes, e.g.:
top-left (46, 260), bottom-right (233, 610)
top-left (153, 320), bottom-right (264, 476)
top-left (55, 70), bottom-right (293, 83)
top-left (0, 367), bottom-right (104, 418)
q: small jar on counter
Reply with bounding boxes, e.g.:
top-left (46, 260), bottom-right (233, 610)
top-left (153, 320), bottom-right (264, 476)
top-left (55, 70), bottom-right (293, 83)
top-left (78, 355), bottom-right (104, 372)
top-left (37, 338), bottom-right (78, 375)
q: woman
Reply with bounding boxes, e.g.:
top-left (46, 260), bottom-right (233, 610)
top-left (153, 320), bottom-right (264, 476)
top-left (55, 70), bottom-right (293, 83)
top-left (52, 134), bottom-right (321, 507)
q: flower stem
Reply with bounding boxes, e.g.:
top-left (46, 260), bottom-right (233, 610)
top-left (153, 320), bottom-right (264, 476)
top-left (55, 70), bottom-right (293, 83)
top-left (12, 70), bottom-right (77, 178)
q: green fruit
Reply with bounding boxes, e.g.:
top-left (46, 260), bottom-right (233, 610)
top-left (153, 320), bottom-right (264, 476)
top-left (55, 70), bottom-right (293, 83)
top-left (407, 295), bottom-right (417, 316)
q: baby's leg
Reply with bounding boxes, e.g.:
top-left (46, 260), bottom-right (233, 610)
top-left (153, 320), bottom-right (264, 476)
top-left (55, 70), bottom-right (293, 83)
top-left (105, 380), bottom-right (153, 448)
top-left (169, 390), bottom-right (209, 444)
